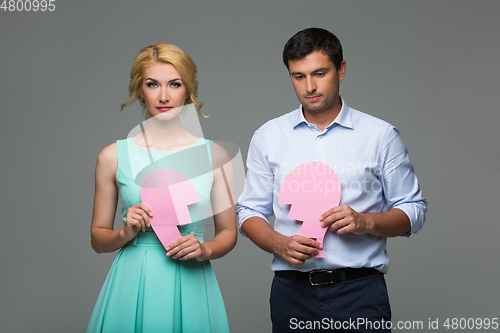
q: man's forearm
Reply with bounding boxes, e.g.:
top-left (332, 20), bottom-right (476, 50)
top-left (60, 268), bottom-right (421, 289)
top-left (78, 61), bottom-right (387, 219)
top-left (365, 208), bottom-right (411, 237)
top-left (241, 216), bottom-right (284, 255)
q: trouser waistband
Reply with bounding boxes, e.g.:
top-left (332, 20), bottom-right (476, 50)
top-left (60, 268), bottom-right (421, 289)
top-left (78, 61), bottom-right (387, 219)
top-left (275, 267), bottom-right (379, 286)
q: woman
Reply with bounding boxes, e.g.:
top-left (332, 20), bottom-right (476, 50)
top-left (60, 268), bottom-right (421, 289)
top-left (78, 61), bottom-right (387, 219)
top-left (87, 44), bottom-right (236, 332)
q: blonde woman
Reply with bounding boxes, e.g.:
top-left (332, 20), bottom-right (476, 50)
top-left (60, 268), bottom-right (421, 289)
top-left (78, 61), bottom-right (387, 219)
top-left (87, 44), bottom-right (236, 332)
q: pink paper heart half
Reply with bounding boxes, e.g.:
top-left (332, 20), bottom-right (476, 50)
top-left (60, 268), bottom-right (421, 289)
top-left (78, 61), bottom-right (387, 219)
top-left (140, 169), bottom-right (200, 250)
top-left (279, 162), bottom-right (341, 258)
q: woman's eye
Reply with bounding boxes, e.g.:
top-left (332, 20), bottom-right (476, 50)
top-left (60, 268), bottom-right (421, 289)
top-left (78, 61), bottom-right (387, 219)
top-left (146, 82), bottom-right (159, 88)
top-left (170, 82), bottom-right (182, 88)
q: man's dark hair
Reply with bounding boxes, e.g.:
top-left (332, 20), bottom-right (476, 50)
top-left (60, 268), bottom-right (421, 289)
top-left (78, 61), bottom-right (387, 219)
top-left (282, 27), bottom-right (343, 71)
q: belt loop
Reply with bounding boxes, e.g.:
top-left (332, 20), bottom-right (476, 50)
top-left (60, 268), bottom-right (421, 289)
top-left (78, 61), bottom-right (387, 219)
top-left (132, 234), bottom-right (138, 247)
top-left (340, 268), bottom-right (346, 282)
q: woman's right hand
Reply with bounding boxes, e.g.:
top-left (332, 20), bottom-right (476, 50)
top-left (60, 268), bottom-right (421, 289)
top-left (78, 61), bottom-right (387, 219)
top-left (124, 203), bottom-right (153, 239)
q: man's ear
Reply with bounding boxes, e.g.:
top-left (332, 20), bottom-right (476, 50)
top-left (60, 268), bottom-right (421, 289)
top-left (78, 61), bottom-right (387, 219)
top-left (338, 60), bottom-right (346, 82)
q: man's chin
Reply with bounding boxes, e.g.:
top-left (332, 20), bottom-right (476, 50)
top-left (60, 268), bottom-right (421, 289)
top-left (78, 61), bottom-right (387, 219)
top-left (303, 105), bottom-right (326, 114)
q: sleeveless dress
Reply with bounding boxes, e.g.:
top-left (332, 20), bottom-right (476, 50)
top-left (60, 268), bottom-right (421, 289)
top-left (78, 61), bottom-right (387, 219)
top-left (87, 138), bottom-right (230, 333)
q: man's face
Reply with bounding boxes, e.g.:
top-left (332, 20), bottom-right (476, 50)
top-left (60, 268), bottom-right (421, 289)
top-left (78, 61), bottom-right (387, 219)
top-left (288, 50), bottom-right (346, 115)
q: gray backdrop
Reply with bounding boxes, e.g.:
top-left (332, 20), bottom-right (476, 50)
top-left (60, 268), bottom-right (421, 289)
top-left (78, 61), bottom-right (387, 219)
top-left (1, 1), bottom-right (499, 332)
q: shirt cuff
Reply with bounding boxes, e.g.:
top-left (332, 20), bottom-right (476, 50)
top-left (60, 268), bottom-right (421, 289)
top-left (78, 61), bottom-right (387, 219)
top-left (393, 202), bottom-right (427, 237)
top-left (237, 206), bottom-right (269, 237)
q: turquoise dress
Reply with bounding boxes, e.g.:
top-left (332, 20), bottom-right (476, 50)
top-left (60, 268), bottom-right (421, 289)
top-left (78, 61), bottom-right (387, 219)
top-left (87, 138), bottom-right (230, 333)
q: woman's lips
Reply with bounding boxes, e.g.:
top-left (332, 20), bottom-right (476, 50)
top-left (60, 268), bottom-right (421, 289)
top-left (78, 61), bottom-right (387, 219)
top-left (156, 106), bottom-right (173, 111)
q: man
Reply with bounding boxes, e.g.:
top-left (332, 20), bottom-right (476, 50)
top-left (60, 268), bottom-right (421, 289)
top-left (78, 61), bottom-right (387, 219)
top-left (237, 28), bottom-right (427, 332)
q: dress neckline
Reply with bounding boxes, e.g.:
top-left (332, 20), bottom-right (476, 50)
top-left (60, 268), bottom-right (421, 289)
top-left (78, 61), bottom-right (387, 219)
top-left (128, 137), bottom-right (204, 153)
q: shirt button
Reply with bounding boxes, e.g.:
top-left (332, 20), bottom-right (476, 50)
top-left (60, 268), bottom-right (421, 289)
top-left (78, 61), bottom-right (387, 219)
top-left (319, 135), bottom-right (323, 139)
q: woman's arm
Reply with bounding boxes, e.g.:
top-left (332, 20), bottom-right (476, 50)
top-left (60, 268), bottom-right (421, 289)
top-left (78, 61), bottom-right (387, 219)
top-left (167, 143), bottom-right (237, 261)
top-left (90, 143), bottom-right (152, 253)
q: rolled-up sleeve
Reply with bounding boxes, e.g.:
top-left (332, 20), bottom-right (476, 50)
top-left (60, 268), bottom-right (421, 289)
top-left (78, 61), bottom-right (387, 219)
top-left (237, 127), bottom-right (275, 236)
top-left (379, 126), bottom-right (427, 236)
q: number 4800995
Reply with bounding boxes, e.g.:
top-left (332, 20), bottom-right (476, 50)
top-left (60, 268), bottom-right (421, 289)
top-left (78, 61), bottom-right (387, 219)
top-left (1, 0), bottom-right (56, 11)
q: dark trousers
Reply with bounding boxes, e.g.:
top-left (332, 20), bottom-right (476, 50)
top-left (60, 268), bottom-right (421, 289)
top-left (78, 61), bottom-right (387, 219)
top-left (270, 272), bottom-right (391, 332)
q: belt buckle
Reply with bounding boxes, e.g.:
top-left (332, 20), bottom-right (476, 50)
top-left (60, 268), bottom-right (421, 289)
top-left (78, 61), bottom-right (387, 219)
top-left (309, 269), bottom-right (332, 286)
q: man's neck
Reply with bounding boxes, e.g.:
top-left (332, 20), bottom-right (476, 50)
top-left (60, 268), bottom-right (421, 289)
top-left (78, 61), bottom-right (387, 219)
top-left (302, 97), bottom-right (342, 131)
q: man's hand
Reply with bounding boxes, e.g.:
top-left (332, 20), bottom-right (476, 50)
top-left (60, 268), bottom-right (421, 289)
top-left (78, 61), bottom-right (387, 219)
top-left (320, 205), bottom-right (371, 236)
top-left (320, 206), bottom-right (411, 237)
top-left (242, 216), bottom-right (326, 265)
top-left (275, 235), bottom-right (323, 266)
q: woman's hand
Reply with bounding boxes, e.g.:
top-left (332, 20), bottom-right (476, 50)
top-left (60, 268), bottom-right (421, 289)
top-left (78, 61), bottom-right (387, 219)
top-left (166, 234), bottom-right (210, 261)
top-left (124, 203), bottom-right (153, 240)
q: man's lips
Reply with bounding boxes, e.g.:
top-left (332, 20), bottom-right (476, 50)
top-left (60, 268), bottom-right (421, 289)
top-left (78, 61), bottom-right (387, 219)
top-left (305, 95), bottom-right (321, 102)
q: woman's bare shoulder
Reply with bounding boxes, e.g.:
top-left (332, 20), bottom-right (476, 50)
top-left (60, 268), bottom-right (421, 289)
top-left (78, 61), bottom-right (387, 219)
top-left (96, 142), bottom-right (118, 173)
top-left (211, 142), bottom-right (231, 170)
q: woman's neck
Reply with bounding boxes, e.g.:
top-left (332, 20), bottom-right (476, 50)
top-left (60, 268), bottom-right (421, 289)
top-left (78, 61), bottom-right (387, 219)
top-left (138, 116), bottom-right (198, 151)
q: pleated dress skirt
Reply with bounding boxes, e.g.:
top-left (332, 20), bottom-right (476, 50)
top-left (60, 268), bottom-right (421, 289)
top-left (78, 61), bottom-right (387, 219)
top-left (87, 231), bottom-right (230, 333)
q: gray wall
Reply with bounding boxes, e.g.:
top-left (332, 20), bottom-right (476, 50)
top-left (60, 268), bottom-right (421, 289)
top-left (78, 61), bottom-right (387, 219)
top-left (1, 1), bottom-right (499, 332)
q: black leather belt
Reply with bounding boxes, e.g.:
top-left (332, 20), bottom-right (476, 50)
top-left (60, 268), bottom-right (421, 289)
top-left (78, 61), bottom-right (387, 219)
top-left (275, 268), bottom-right (379, 286)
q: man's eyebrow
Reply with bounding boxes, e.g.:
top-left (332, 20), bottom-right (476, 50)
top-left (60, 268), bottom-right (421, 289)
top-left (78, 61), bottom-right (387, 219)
top-left (290, 67), bottom-right (331, 76)
top-left (312, 67), bottom-right (330, 73)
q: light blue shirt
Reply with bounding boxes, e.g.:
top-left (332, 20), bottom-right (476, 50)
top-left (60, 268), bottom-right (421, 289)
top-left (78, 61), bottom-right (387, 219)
top-left (237, 98), bottom-right (427, 273)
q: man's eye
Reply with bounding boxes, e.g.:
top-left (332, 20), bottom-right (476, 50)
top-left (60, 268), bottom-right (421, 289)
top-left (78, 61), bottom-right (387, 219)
top-left (315, 73), bottom-right (325, 77)
top-left (294, 76), bottom-right (303, 80)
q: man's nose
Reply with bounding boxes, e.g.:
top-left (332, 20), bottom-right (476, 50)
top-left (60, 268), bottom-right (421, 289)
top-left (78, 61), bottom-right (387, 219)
top-left (306, 78), bottom-right (316, 94)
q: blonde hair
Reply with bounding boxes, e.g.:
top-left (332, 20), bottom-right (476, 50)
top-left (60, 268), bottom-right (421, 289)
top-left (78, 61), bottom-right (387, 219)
top-left (120, 44), bottom-right (206, 117)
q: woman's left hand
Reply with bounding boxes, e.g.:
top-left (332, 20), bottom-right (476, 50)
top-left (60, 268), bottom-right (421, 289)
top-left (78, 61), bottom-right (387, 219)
top-left (166, 234), bottom-right (211, 261)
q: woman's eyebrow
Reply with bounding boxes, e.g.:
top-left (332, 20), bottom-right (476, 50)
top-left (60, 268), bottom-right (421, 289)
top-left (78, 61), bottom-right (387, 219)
top-left (145, 77), bottom-right (182, 83)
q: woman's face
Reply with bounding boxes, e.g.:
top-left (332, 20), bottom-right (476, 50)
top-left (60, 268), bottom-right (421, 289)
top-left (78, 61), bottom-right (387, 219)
top-left (141, 63), bottom-right (188, 119)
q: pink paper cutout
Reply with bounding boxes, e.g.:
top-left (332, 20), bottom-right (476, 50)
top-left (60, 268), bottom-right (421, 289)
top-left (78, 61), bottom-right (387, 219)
top-left (140, 169), bottom-right (200, 250)
top-left (279, 162), bottom-right (341, 258)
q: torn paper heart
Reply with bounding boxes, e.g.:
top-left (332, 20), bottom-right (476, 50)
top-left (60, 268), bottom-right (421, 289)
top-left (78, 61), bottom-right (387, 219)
top-left (140, 169), bottom-right (200, 250)
top-left (279, 162), bottom-right (341, 258)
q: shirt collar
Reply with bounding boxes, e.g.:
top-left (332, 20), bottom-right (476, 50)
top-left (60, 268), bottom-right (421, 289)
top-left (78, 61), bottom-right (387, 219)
top-left (292, 96), bottom-right (353, 130)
